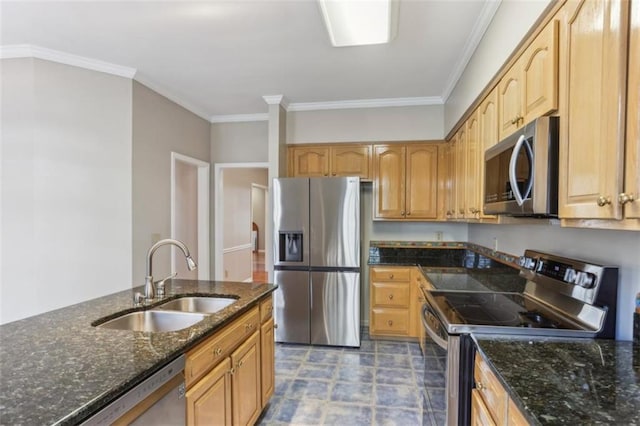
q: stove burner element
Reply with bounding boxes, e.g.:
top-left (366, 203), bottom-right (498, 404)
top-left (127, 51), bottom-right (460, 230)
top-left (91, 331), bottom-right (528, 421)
top-left (519, 311), bottom-right (560, 329)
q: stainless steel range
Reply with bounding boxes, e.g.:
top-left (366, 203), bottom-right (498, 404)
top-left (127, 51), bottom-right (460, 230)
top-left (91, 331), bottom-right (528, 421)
top-left (420, 250), bottom-right (618, 425)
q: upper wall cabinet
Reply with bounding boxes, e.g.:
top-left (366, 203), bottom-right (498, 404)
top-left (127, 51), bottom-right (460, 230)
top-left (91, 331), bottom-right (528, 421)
top-left (373, 144), bottom-right (439, 220)
top-left (288, 144), bottom-right (372, 181)
top-left (558, 0), bottom-right (630, 220)
top-left (478, 88), bottom-right (499, 221)
top-left (465, 111), bottom-right (482, 219)
top-left (623, 0), bottom-right (640, 220)
top-left (498, 19), bottom-right (559, 140)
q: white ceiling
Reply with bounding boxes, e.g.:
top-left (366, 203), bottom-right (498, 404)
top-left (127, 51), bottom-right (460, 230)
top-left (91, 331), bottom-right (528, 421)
top-left (0, 0), bottom-right (500, 121)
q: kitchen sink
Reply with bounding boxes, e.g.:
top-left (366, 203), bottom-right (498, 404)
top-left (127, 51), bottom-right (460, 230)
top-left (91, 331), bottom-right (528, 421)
top-left (156, 296), bottom-right (237, 314)
top-left (95, 310), bottom-right (207, 332)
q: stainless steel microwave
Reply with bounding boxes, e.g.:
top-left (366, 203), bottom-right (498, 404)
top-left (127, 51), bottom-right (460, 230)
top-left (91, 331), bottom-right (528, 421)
top-left (484, 116), bottom-right (559, 216)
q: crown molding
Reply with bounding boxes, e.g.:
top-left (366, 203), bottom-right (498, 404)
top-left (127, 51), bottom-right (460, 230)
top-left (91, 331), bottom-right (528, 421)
top-left (0, 44), bottom-right (137, 78)
top-left (134, 74), bottom-right (211, 122)
top-left (287, 96), bottom-right (442, 112)
top-left (440, 0), bottom-right (502, 102)
top-left (210, 113), bottom-right (269, 123)
top-left (262, 94), bottom-right (290, 109)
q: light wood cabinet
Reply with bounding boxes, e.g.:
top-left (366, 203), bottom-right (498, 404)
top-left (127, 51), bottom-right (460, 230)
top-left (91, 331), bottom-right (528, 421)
top-left (185, 295), bottom-right (275, 426)
top-left (230, 331), bottom-right (261, 426)
top-left (288, 144), bottom-right (372, 180)
top-left (473, 352), bottom-right (531, 426)
top-left (498, 18), bottom-right (559, 140)
top-left (478, 89), bottom-right (499, 221)
top-left (453, 128), bottom-right (467, 219)
top-left (444, 143), bottom-right (456, 220)
top-left (558, 0), bottom-right (630, 220)
top-left (466, 111), bottom-right (482, 219)
top-left (373, 144), bottom-right (439, 220)
top-left (624, 0), bottom-right (640, 220)
top-left (370, 266), bottom-right (424, 339)
top-left (186, 358), bottom-right (232, 426)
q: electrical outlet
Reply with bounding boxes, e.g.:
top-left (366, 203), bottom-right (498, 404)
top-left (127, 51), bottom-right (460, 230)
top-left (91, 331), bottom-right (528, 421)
top-left (436, 231), bottom-right (443, 241)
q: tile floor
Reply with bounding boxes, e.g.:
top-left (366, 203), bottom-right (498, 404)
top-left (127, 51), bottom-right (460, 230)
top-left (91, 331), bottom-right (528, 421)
top-left (257, 329), bottom-right (446, 426)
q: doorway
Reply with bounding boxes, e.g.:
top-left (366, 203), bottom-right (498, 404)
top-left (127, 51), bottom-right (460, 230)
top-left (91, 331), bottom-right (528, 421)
top-left (171, 152), bottom-right (210, 280)
top-left (251, 183), bottom-right (268, 283)
top-left (214, 162), bottom-right (269, 282)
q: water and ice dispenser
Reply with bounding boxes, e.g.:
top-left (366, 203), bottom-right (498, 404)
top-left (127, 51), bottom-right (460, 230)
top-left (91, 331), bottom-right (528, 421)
top-left (278, 232), bottom-right (303, 262)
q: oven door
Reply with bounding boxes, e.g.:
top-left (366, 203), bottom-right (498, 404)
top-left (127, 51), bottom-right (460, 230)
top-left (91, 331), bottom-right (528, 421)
top-left (421, 303), bottom-right (474, 426)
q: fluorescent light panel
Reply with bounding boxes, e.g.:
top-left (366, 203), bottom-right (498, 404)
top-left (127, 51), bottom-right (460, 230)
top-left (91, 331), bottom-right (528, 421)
top-left (318, 0), bottom-right (398, 47)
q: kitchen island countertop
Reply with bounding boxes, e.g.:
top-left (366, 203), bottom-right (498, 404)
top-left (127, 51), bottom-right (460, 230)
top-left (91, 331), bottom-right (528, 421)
top-left (0, 279), bottom-right (277, 425)
top-left (473, 335), bottom-right (640, 425)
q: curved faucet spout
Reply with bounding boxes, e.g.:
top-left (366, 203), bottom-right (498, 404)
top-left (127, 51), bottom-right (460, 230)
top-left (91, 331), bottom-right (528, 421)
top-left (144, 238), bottom-right (197, 300)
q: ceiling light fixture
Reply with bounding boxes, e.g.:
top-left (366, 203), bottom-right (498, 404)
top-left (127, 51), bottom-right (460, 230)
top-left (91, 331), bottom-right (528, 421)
top-left (318, 0), bottom-right (399, 47)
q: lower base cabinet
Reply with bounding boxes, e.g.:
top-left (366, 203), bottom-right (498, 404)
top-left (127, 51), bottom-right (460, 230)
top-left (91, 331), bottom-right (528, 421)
top-left (185, 295), bottom-right (274, 426)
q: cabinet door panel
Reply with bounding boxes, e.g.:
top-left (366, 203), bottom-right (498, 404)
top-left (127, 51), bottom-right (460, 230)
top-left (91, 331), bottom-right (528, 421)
top-left (186, 358), bottom-right (232, 426)
top-left (373, 145), bottom-right (406, 218)
top-left (291, 147), bottom-right (330, 177)
top-left (498, 62), bottom-right (523, 140)
top-left (406, 145), bottom-right (438, 219)
top-left (454, 129), bottom-right (467, 219)
top-left (231, 331), bottom-right (261, 426)
top-left (625, 0), bottom-right (640, 219)
top-left (466, 114), bottom-right (481, 218)
top-left (523, 19), bottom-right (559, 122)
top-left (332, 145), bottom-right (371, 180)
top-left (260, 318), bottom-right (275, 407)
top-left (479, 90), bottom-right (499, 220)
top-left (559, 0), bottom-right (628, 219)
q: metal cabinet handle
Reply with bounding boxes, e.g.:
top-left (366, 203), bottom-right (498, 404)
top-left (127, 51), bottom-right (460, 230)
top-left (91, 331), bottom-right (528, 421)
top-left (619, 193), bottom-right (635, 205)
top-left (238, 360), bottom-right (244, 368)
top-left (388, 294), bottom-right (394, 300)
top-left (476, 381), bottom-right (484, 390)
top-left (387, 320), bottom-right (393, 326)
top-left (459, 209), bottom-right (465, 214)
top-left (597, 196), bottom-right (612, 207)
top-left (213, 347), bottom-right (222, 356)
top-left (389, 274), bottom-right (394, 279)
top-left (406, 211), bottom-right (411, 216)
top-left (401, 211), bottom-right (405, 216)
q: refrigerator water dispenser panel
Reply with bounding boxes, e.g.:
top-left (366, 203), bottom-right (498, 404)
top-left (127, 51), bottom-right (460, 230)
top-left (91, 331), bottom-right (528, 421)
top-left (279, 232), bottom-right (303, 262)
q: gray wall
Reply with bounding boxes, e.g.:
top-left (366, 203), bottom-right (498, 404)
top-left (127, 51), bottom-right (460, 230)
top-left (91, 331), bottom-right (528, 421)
top-left (211, 121), bottom-right (269, 163)
top-left (132, 81), bottom-right (210, 283)
top-left (1, 58), bottom-right (132, 324)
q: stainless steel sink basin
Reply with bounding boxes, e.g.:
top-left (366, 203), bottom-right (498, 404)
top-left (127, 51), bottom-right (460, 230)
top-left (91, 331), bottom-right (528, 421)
top-left (157, 296), bottom-right (237, 314)
top-left (96, 310), bottom-right (207, 332)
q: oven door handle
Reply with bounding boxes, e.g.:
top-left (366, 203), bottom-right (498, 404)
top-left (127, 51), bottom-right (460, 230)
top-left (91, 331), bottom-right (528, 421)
top-left (508, 134), bottom-right (534, 206)
top-left (421, 304), bottom-right (448, 350)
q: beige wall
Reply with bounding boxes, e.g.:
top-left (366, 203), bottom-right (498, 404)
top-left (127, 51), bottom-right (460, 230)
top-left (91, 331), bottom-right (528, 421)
top-left (221, 168), bottom-right (268, 281)
top-left (211, 121), bottom-right (269, 163)
top-left (287, 105), bottom-right (445, 143)
top-left (132, 81), bottom-right (210, 283)
top-left (1, 58), bottom-right (132, 324)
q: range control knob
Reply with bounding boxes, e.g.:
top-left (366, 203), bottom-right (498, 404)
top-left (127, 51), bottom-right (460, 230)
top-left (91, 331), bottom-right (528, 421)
top-left (518, 256), bottom-right (537, 270)
top-left (575, 271), bottom-right (596, 288)
top-left (564, 268), bottom-right (577, 283)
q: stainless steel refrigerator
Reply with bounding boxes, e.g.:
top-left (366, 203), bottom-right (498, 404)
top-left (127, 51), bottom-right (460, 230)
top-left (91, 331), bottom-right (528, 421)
top-left (273, 177), bottom-right (361, 347)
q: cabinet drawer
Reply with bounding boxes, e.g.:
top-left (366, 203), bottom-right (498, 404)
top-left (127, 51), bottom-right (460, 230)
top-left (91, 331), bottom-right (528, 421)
top-left (370, 267), bottom-right (411, 282)
top-left (507, 398), bottom-right (530, 426)
top-left (372, 282), bottom-right (410, 307)
top-left (472, 389), bottom-right (497, 426)
top-left (260, 295), bottom-right (273, 323)
top-left (474, 354), bottom-right (508, 424)
top-left (371, 308), bottom-right (409, 335)
top-left (186, 306), bottom-right (260, 388)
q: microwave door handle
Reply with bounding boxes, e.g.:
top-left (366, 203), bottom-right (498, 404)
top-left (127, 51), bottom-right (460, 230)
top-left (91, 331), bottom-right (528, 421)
top-left (509, 134), bottom-right (527, 206)
top-left (522, 140), bottom-right (534, 200)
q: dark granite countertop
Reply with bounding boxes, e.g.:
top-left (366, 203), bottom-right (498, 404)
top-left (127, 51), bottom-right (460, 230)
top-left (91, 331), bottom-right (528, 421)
top-left (0, 279), bottom-right (277, 425)
top-left (367, 241), bottom-right (526, 293)
top-left (473, 335), bottom-right (640, 425)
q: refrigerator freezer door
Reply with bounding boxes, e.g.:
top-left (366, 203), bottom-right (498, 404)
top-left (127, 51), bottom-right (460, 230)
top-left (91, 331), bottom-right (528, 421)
top-left (273, 178), bottom-right (310, 267)
top-left (309, 177), bottom-right (360, 268)
top-left (274, 270), bottom-right (310, 344)
top-left (310, 271), bottom-right (360, 347)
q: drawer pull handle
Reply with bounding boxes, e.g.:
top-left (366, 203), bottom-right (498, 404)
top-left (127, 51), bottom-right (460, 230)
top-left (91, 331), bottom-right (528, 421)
top-left (476, 381), bottom-right (484, 390)
top-left (238, 360), bottom-right (244, 368)
top-left (619, 193), bottom-right (635, 205)
top-left (388, 294), bottom-right (394, 300)
top-left (387, 320), bottom-right (393, 326)
top-left (597, 196), bottom-right (612, 207)
top-left (213, 347), bottom-right (222, 356)
top-left (389, 274), bottom-right (394, 279)
top-left (230, 367), bottom-right (235, 375)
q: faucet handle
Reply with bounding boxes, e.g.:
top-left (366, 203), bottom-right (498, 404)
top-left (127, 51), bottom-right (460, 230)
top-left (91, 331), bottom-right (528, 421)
top-left (155, 272), bottom-right (177, 297)
top-left (133, 292), bottom-right (145, 306)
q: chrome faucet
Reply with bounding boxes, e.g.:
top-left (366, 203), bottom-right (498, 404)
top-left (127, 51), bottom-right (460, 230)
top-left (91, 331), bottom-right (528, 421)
top-left (144, 238), bottom-right (197, 301)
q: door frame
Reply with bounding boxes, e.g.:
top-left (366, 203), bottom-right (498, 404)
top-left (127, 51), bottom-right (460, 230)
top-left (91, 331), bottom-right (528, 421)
top-left (250, 183), bottom-right (268, 254)
top-left (171, 152), bottom-right (210, 280)
top-left (214, 162), bottom-right (269, 280)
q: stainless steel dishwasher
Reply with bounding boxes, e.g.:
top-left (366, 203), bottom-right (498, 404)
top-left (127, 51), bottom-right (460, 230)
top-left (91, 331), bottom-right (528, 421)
top-left (83, 355), bottom-right (185, 425)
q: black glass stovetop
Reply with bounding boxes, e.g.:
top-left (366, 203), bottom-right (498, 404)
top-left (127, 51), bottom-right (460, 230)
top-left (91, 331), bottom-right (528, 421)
top-left (427, 291), bottom-right (577, 330)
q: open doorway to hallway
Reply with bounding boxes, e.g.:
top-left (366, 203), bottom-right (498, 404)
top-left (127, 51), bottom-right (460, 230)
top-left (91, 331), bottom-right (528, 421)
top-left (214, 163), bottom-right (269, 283)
